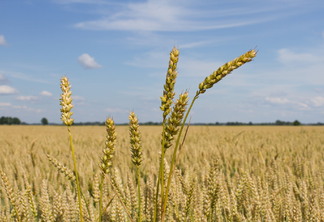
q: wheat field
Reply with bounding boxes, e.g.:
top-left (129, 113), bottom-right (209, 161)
top-left (0, 125), bottom-right (323, 221)
top-left (1, 48), bottom-right (323, 221)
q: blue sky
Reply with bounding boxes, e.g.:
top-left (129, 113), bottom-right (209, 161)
top-left (1, 0), bottom-right (324, 124)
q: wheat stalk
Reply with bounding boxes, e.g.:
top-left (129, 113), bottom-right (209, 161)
top-left (129, 112), bottom-right (143, 222)
top-left (60, 76), bottom-right (84, 222)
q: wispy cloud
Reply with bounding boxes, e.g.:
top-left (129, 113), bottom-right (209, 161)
top-left (53, 0), bottom-right (106, 4)
top-left (0, 102), bottom-right (42, 113)
top-left (126, 49), bottom-right (223, 77)
top-left (266, 97), bottom-right (293, 105)
top-left (180, 40), bottom-right (215, 49)
top-left (0, 102), bottom-right (11, 107)
top-left (0, 70), bottom-right (49, 83)
top-left (311, 96), bottom-right (324, 107)
top-left (278, 48), bottom-right (324, 64)
top-left (16, 96), bottom-right (38, 101)
top-left (265, 95), bottom-right (324, 110)
top-left (12, 105), bottom-right (42, 113)
top-left (73, 0), bottom-right (297, 32)
top-left (105, 107), bottom-right (129, 114)
top-left (0, 74), bottom-right (7, 83)
top-left (78, 53), bottom-right (102, 69)
top-left (0, 35), bottom-right (7, 45)
top-left (0, 85), bottom-right (18, 95)
top-left (40, 91), bottom-right (53, 96)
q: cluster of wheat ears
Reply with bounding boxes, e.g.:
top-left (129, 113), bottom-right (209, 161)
top-left (0, 48), bottom-right (323, 221)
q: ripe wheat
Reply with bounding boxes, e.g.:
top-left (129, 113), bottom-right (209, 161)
top-left (1, 48), bottom-right (323, 222)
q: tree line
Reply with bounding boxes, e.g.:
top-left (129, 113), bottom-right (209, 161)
top-left (1, 116), bottom-right (323, 125)
top-left (0, 116), bottom-right (49, 125)
top-left (0, 116), bottom-right (22, 125)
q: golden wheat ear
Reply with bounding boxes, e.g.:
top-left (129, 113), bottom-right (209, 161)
top-left (60, 76), bottom-right (74, 126)
top-left (46, 154), bottom-right (76, 181)
top-left (129, 112), bottom-right (143, 166)
top-left (162, 92), bottom-right (189, 150)
top-left (160, 47), bottom-right (180, 119)
top-left (0, 169), bottom-right (20, 218)
top-left (197, 50), bottom-right (257, 95)
top-left (100, 118), bottom-right (117, 175)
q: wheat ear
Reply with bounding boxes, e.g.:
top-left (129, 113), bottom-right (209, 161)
top-left (46, 154), bottom-right (76, 181)
top-left (160, 47), bottom-right (180, 119)
top-left (99, 117), bottom-right (117, 220)
top-left (100, 118), bottom-right (117, 175)
top-left (0, 170), bottom-right (20, 221)
top-left (60, 76), bottom-right (74, 126)
top-left (197, 50), bottom-right (257, 95)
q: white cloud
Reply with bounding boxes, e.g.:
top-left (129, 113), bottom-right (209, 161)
top-left (0, 74), bottom-right (7, 83)
top-left (180, 41), bottom-right (214, 49)
top-left (0, 102), bottom-right (42, 113)
top-left (311, 96), bottom-right (324, 107)
top-left (0, 102), bottom-right (11, 107)
top-left (0, 35), bottom-right (6, 45)
top-left (265, 97), bottom-right (290, 105)
top-left (0, 85), bottom-right (17, 95)
top-left (53, 0), bottom-right (105, 4)
top-left (0, 70), bottom-right (49, 83)
top-left (74, 0), bottom-right (292, 32)
top-left (12, 105), bottom-right (42, 113)
top-left (126, 49), bottom-right (222, 77)
top-left (105, 107), bottom-right (128, 114)
top-left (78, 53), bottom-right (102, 69)
top-left (277, 48), bottom-right (324, 64)
top-left (72, 95), bottom-right (86, 105)
top-left (16, 96), bottom-right (38, 101)
top-left (265, 96), bottom-right (316, 110)
top-left (72, 95), bottom-right (85, 101)
top-left (40, 91), bottom-right (53, 96)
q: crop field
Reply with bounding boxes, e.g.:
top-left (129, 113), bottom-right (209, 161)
top-left (1, 48), bottom-right (323, 221)
top-left (0, 125), bottom-right (323, 221)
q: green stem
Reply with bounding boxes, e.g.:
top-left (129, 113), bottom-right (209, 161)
top-left (68, 127), bottom-right (84, 222)
top-left (160, 93), bottom-right (199, 221)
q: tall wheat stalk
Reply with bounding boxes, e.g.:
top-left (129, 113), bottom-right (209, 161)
top-left (156, 47), bottom-right (180, 220)
top-left (129, 112), bottom-right (143, 222)
top-left (60, 76), bottom-right (84, 222)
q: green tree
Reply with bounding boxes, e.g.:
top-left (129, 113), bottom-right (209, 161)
top-left (41, 117), bottom-right (48, 125)
top-left (293, 120), bottom-right (301, 126)
top-left (0, 116), bottom-right (21, 125)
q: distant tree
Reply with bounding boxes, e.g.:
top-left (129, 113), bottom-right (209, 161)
top-left (293, 120), bottom-right (301, 126)
top-left (275, 120), bottom-right (284, 125)
top-left (41, 117), bottom-right (48, 125)
top-left (12, 117), bottom-right (21, 124)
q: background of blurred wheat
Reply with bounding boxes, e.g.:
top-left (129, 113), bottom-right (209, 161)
top-left (0, 125), bottom-right (323, 221)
